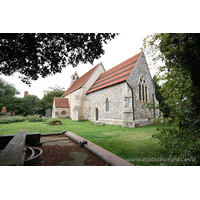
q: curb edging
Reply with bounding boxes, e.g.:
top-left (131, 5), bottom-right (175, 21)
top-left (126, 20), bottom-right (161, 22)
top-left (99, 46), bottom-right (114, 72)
top-left (65, 131), bottom-right (118, 166)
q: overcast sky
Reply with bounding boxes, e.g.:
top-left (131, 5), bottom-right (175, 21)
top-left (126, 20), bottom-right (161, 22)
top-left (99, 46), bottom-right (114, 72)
top-left (1, 33), bottom-right (156, 99)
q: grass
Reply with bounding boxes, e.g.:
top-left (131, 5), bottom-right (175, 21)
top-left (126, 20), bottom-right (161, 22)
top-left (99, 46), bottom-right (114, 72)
top-left (0, 118), bottom-right (170, 166)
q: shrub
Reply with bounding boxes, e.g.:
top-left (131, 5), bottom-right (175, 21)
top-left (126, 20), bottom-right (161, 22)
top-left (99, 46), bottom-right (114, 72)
top-left (28, 114), bottom-right (48, 122)
top-left (0, 112), bottom-right (6, 117)
top-left (28, 115), bottom-right (37, 122)
top-left (0, 116), bottom-right (27, 124)
top-left (47, 118), bottom-right (62, 125)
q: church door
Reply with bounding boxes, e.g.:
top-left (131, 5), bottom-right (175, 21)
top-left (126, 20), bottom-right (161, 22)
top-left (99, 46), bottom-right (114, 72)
top-left (96, 108), bottom-right (98, 121)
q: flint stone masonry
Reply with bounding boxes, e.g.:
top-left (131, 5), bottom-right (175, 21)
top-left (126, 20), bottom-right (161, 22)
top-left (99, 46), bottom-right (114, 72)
top-left (127, 52), bottom-right (159, 125)
top-left (53, 107), bottom-right (70, 118)
top-left (52, 51), bottom-right (159, 128)
top-left (87, 82), bottom-right (126, 126)
top-left (86, 52), bottom-right (159, 127)
top-left (63, 88), bottom-right (84, 121)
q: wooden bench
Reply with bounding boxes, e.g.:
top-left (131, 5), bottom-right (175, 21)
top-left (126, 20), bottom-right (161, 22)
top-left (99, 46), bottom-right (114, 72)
top-left (0, 132), bottom-right (27, 166)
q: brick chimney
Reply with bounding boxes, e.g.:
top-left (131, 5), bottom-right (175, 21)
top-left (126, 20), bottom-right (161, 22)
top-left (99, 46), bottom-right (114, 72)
top-left (1, 107), bottom-right (6, 112)
top-left (24, 91), bottom-right (28, 97)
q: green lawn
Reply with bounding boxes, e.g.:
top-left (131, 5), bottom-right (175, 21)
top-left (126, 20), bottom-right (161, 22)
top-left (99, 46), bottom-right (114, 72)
top-left (0, 118), bottom-right (170, 166)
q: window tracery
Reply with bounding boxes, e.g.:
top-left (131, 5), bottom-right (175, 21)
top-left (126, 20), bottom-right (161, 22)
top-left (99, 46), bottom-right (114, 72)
top-left (61, 110), bottom-right (66, 115)
top-left (138, 75), bottom-right (148, 102)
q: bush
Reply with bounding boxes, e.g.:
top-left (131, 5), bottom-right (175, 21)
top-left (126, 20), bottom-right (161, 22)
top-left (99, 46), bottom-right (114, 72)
top-left (28, 115), bottom-right (37, 122)
top-left (0, 116), bottom-right (27, 124)
top-left (28, 114), bottom-right (47, 122)
top-left (0, 112), bottom-right (6, 117)
top-left (47, 118), bottom-right (62, 125)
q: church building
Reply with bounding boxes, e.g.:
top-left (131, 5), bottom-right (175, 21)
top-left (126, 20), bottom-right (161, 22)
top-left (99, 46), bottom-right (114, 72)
top-left (52, 51), bottom-right (159, 128)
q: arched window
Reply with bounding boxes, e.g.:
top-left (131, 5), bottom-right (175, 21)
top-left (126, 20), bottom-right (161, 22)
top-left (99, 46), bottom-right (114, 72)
top-left (138, 75), bottom-right (148, 102)
top-left (61, 110), bottom-right (66, 115)
top-left (105, 98), bottom-right (109, 111)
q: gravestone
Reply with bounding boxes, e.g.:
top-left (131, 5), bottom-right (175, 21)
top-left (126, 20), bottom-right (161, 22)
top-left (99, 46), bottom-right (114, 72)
top-left (6, 111), bottom-right (14, 116)
top-left (45, 108), bottom-right (52, 117)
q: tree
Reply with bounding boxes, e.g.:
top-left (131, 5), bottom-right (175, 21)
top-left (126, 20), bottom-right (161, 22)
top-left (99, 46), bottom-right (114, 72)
top-left (0, 78), bottom-right (21, 114)
top-left (153, 75), bottom-right (170, 117)
top-left (0, 77), bottom-right (19, 97)
top-left (21, 94), bottom-right (42, 116)
top-left (0, 33), bottom-right (118, 85)
top-left (40, 85), bottom-right (66, 115)
top-left (1, 96), bottom-right (23, 115)
top-left (143, 33), bottom-right (200, 165)
top-left (43, 85), bottom-right (66, 104)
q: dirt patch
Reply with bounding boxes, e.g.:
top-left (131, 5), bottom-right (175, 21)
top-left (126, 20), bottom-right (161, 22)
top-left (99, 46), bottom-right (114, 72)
top-left (102, 132), bottom-right (112, 135)
top-left (30, 134), bottom-right (108, 166)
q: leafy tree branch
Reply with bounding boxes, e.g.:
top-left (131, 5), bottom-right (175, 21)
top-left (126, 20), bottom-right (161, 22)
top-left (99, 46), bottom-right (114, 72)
top-left (0, 33), bottom-right (119, 85)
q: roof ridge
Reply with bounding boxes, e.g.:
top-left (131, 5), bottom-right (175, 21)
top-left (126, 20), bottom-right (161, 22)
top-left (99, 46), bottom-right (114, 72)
top-left (62, 63), bottom-right (101, 97)
top-left (86, 51), bottom-right (142, 94)
top-left (102, 51), bottom-right (142, 75)
top-left (82, 62), bottom-right (103, 88)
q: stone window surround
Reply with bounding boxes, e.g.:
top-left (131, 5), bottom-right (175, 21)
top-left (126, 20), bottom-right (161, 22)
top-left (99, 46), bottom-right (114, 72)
top-left (94, 107), bottom-right (99, 121)
top-left (61, 110), bottom-right (67, 115)
top-left (138, 75), bottom-right (149, 103)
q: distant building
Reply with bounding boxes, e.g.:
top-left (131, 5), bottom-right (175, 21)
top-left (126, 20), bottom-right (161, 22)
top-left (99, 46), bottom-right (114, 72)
top-left (1, 107), bottom-right (6, 113)
top-left (23, 91), bottom-right (40, 99)
top-left (52, 97), bottom-right (69, 118)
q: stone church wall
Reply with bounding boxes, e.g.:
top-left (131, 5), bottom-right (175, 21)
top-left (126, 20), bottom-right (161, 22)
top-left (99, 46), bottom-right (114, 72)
top-left (53, 107), bottom-right (70, 118)
top-left (62, 64), bottom-right (104, 121)
top-left (54, 52), bottom-right (159, 127)
top-left (127, 52), bottom-right (159, 126)
top-left (64, 88), bottom-right (83, 121)
top-left (87, 82), bottom-right (127, 126)
top-left (86, 52), bottom-right (159, 127)
top-left (78, 94), bottom-right (90, 120)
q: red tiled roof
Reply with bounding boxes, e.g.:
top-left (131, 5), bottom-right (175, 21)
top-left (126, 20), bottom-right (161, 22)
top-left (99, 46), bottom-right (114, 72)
top-left (62, 63), bottom-right (101, 97)
top-left (54, 97), bottom-right (69, 108)
top-left (87, 52), bottom-right (142, 94)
